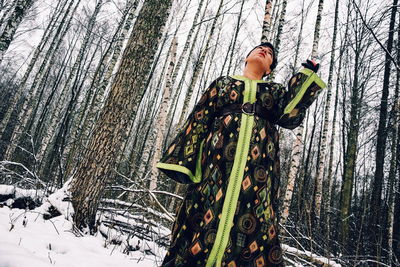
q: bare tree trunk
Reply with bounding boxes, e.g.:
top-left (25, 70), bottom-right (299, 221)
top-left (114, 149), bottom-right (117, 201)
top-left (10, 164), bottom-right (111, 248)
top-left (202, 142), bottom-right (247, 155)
top-left (149, 38), bottom-right (178, 191)
top-left (163, 0), bottom-right (211, 146)
top-left (221, 0), bottom-right (244, 76)
top-left (64, 0), bottom-right (139, 178)
top-left (0, 0), bottom-right (66, 137)
top-left (0, 0), bottom-right (35, 64)
top-left (128, 1), bottom-right (190, 181)
top-left (272, 0), bottom-right (286, 61)
top-left (314, 0), bottom-right (339, 219)
top-left (70, 0), bottom-right (173, 232)
top-left (261, 0), bottom-right (273, 42)
top-left (369, 0), bottom-right (398, 256)
top-left (35, 0), bottom-right (104, 171)
top-left (325, 2), bottom-right (351, 249)
top-left (177, 0), bottom-right (224, 126)
top-left (340, 7), bottom-right (368, 248)
top-left (80, 0), bottom-right (139, 145)
top-left (280, 0), bottom-right (307, 224)
top-left (0, 1), bottom-right (18, 34)
top-left (281, 0), bottom-right (324, 223)
top-left (387, 11), bottom-right (400, 265)
top-left (4, 0), bottom-right (80, 160)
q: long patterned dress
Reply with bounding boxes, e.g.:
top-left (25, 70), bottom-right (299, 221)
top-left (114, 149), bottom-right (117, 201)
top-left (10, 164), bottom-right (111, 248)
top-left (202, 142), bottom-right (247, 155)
top-left (156, 69), bottom-right (326, 267)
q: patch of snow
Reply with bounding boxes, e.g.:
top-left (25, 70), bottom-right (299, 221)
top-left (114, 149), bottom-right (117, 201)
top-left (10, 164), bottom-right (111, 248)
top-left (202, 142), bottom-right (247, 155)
top-left (0, 207), bottom-right (167, 267)
top-left (283, 244), bottom-right (342, 267)
top-left (0, 185), bottom-right (15, 195)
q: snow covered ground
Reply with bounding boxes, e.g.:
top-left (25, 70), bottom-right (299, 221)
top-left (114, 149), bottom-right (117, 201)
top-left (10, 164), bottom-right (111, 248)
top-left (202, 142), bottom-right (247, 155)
top-left (0, 206), bottom-right (166, 267)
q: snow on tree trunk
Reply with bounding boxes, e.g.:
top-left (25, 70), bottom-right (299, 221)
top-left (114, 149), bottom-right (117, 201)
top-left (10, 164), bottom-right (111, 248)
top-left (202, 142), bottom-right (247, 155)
top-left (70, 0), bottom-right (173, 232)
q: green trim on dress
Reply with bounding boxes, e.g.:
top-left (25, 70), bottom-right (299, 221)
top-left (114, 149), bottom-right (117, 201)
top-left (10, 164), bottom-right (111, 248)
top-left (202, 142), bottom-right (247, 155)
top-left (283, 68), bottom-right (326, 115)
top-left (155, 138), bottom-right (205, 184)
top-left (206, 75), bottom-right (260, 267)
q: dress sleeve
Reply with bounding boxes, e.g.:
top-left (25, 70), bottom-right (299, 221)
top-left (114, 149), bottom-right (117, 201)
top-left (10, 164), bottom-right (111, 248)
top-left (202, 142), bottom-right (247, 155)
top-left (155, 78), bottom-right (220, 184)
top-left (273, 68), bottom-right (327, 130)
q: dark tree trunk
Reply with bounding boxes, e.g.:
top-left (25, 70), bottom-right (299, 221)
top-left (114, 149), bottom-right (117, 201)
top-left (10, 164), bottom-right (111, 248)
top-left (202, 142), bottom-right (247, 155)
top-left (70, 0), bottom-right (173, 232)
top-left (369, 0), bottom-right (398, 255)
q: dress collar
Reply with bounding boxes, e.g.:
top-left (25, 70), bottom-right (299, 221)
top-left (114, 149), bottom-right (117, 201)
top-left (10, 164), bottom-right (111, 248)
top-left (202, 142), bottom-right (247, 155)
top-left (230, 75), bottom-right (268, 83)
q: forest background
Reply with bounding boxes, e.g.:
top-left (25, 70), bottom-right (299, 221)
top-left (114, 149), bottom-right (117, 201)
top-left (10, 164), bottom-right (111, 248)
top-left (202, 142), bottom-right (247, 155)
top-left (0, 0), bottom-right (399, 266)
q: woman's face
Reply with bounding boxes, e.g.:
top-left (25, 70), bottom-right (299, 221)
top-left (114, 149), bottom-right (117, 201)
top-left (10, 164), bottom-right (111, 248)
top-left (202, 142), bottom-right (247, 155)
top-left (246, 46), bottom-right (273, 75)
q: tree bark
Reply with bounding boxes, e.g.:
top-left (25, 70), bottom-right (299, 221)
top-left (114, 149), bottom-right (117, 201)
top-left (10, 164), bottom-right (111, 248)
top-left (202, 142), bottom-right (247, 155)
top-left (0, 0), bottom-right (35, 64)
top-left (261, 0), bottom-right (273, 42)
top-left (70, 0), bottom-right (173, 232)
top-left (177, 0), bottom-right (224, 126)
top-left (281, 0), bottom-right (324, 223)
top-left (369, 0), bottom-right (398, 251)
top-left (314, 0), bottom-right (339, 219)
top-left (149, 37), bottom-right (178, 191)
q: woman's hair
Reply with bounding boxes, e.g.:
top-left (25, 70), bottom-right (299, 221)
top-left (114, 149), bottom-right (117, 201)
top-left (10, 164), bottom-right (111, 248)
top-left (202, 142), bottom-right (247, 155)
top-left (245, 42), bottom-right (278, 71)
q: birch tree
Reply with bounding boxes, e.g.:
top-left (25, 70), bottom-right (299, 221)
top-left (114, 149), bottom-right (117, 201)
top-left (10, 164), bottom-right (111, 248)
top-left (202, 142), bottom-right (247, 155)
top-left (3, 0), bottom-right (80, 161)
top-left (0, 0), bottom-right (66, 137)
top-left (70, 0), bottom-right (173, 232)
top-left (177, 0), bottom-right (224, 126)
top-left (149, 37), bottom-right (178, 191)
top-left (261, 0), bottom-right (273, 42)
top-left (314, 0), bottom-right (339, 219)
top-left (36, 0), bottom-right (104, 178)
top-left (281, 0), bottom-right (324, 223)
top-left (0, 0), bottom-right (36, 64)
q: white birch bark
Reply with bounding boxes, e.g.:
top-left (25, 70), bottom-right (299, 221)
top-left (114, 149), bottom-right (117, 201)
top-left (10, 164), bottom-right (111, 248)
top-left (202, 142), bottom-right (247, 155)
top-left (261, 0), bottom-right (273, 42)
top-left (314, 0), bottom-right (338, 219)
top-left (0, 0), bottom-right (66, 137)
top-left (3, 0), bottom-right (79, 160)
top-left (149, 37), bottom-right (178, 191)
top-left (177, 0), bottom-right (225, 126)
top-left (269, 0), bottom-right (286, 80)
top-left (164, 0), bottom-right (211, 145)
top-left (35, 0), bottom-right (103, 164)
top-left (0, 0), bottom-right (35, 64)
top-left (281, 0), bottom-right (324, 224)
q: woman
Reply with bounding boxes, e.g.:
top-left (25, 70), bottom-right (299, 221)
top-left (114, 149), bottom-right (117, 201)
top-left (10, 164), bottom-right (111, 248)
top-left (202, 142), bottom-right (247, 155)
top-left (156, 42), bottom-right (326, 267)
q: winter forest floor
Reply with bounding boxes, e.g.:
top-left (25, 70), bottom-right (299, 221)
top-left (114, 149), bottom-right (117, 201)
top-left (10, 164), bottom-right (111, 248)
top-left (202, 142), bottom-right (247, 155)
top-left (0, 186), bottom-right (342, 267)
top-left (0, 206), bottom-right (166, 267)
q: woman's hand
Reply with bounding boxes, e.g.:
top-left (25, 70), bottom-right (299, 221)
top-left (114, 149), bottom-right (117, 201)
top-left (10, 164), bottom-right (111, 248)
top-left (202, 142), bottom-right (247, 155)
top-left (301, 59), bottom-right (320, 72)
